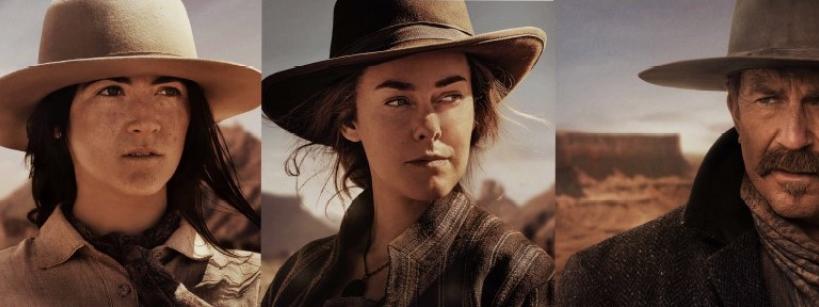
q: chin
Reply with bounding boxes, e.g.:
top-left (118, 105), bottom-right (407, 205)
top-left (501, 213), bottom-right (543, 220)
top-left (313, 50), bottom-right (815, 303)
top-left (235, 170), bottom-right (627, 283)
top-left (409, 178), bottom-right (459, 201)
top-left (768, 192), bottom-right (819, 221)
top-left (116, 183), bottom-right (166, 196)
top-left (114, 173), bottom-right (169, 196)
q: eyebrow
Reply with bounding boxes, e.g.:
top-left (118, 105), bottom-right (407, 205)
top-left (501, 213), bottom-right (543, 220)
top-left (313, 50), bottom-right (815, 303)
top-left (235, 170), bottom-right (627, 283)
top-left (747, 81), bottom-right (781, 96)
top-left (375, 80), bottom-right (414, 91)
top-left (435, 75), bottom-right (467, 88)
top-left (374, 75), bottom-right (467, 91)
top-left (87, 76), bottom-right (185, 86)
top-left (153, 76), bottom-right (184, 85)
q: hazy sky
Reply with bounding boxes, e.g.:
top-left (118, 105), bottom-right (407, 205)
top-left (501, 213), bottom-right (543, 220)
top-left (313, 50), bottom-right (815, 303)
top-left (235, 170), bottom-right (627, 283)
top-left (0, 0), bottom-right (261, 198)
top-left (556, 0), bottom-right (736, 154)
top-left (262, 1), bottom-right (556, 224)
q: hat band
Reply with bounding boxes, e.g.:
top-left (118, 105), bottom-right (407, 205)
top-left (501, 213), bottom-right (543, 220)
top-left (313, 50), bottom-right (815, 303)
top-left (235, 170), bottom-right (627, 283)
top-left (40, 50), bottom-right (192, 64)
top-left (332, 22), bottom-right (473, 58)
top-left (730, 47), bottom-right (819, 59)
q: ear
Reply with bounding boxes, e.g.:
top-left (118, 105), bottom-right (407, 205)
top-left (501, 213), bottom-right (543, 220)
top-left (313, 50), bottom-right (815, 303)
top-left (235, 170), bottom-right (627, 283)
top-left (340, 121), bottom-right (361, 143)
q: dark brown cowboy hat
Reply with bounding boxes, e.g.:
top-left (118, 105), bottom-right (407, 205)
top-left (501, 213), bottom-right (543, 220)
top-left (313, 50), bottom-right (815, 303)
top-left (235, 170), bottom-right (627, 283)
top-left (263, 0), bottom-right (546, 146)
top-left (640, 0), bottom-right (819, 91)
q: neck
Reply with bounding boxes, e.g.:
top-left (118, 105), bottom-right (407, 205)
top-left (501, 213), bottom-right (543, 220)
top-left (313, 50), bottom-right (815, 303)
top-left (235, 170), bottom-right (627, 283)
top-left (795, 220), bottom-right (819, 242)
top-left (72, 180), bottom-right (167, 236)
top-left (368, 181), bottom-right (433, 255)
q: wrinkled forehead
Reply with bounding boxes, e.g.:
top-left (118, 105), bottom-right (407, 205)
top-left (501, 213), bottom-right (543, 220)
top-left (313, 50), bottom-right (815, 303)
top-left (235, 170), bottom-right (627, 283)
top-left (739, 68), bottom-right (819, 93)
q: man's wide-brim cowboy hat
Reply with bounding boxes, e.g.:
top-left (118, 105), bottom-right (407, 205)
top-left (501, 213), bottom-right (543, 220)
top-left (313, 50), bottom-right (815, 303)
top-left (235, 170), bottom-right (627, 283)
top-left (0, 0), bottom-right (260, 151)
top-left (263, 0), bottom-right (546, 146)
top-left (640, 0), bottom-right (819, 91)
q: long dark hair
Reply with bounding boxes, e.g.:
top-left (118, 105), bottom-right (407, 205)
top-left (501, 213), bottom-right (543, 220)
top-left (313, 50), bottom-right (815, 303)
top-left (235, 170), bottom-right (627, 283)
top-left (25, 79), bottom-right (260, 252)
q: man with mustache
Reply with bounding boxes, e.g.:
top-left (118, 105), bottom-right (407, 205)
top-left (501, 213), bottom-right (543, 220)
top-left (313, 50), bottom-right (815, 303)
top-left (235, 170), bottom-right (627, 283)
top-left (558, 1), bottom-right (819, 306)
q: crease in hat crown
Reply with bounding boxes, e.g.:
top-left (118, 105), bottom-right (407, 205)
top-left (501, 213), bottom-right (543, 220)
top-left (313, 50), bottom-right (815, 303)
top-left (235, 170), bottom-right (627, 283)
top-left (727, 0), bottom-right (819, 57)
top-left (330, 0), bottom-right (475, 57)
top-left (640, 0), bottom-right (819, 91)
top-left (39, 0), bottom-right (197, 64)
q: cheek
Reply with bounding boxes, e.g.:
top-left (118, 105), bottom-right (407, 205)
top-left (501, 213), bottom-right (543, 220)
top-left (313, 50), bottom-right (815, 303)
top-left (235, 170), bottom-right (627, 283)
top-left (358, 114), bottom-right (406, 174)
top-left (443, 101), bottom-right (476, 150)
top-left (736, 112), bottom-right (774, 168)
top-left (162, 104), bottom-right (190, 147)
top-left (357, 106), bottom-right (410, 148)
top-left (68, 103), bottom-right (122, 157)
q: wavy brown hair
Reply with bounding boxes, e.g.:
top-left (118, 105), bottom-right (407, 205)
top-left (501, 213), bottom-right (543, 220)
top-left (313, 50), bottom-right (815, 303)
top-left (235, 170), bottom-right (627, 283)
top-left (25, 79), bottom-right (260, 252)
top-left (285, 55), bottom-right (511, 200)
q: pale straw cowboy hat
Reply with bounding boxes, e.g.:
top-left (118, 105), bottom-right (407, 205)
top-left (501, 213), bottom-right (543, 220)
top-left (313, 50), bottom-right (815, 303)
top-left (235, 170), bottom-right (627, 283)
top-left (640, 0), bottom-right (819, 91)
top-left (0, 0), bottom-right (260, 151)
top-left (263, 0), bottom-right (546, 146)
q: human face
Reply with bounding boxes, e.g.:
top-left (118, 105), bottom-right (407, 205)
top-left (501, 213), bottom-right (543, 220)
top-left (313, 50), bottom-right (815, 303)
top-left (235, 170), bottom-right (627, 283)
top-left (729, 68), bottom-right (819, 221)
top-left (68, 75), bottom-right (189, 197)
top-left (342, 51), bottom-right (474, 202)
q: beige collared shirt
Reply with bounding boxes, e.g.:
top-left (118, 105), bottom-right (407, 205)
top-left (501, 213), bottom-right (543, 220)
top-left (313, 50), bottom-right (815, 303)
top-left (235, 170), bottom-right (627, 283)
top-left (0, 208), bottom-right (260, 307)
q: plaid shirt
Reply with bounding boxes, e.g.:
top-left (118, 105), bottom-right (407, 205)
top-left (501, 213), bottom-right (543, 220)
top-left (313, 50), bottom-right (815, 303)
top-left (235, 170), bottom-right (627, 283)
top-left (0, 207), bottom-right (261, 307)
top-left (263, 190), bottom-right (554, 307)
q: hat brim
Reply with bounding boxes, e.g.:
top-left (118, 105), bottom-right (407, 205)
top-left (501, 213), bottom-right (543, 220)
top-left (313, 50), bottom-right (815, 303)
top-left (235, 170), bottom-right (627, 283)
top-left (0, 56), bottom-right (260, 150)
top-left (639, 56), bottom-right (819, 91)
top-left (262, 26), bottom-right (546, 145)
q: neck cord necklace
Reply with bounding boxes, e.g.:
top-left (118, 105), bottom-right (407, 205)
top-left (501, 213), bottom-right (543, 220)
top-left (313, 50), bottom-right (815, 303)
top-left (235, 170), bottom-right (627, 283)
top-left (341, 225), bottom-right (390, 297)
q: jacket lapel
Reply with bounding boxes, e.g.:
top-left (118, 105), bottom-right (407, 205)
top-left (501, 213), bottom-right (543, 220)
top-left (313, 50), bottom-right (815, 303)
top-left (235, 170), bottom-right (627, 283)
top-left (683, 128), bottom-right (771, 305)
top-left (682, 128), bottom-right (754, 244)
top-left (706, 231), bottom-right (770, 306)
top-left (301, 191), bottom-right (373, 306)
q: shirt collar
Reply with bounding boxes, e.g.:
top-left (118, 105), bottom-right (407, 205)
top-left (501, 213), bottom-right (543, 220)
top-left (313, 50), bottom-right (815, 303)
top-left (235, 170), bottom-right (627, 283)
top-left (338, 188), bottom-right (471, 261)
top-left (335, 187), bottom-right (473, 294)
top-left (32, 207), bottom-right (213, 269)
top-left (32, 207), bottom-right (87, 269)
top-left (163, 219), bottom-right (214, 261)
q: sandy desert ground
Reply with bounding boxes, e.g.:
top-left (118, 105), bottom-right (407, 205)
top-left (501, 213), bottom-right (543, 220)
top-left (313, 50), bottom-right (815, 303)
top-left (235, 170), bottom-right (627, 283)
top-left (554, 131), bottom-right (702, 274)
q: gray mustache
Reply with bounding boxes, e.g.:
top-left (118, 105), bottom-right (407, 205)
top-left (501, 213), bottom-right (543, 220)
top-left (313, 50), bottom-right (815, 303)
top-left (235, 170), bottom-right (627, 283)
top-left (756, 148), bottom-right (819, 177)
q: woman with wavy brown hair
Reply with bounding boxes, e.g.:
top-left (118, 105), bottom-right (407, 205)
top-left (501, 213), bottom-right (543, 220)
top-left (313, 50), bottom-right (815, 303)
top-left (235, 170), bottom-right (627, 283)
top-left (262, 1), bottom-right (553, 306)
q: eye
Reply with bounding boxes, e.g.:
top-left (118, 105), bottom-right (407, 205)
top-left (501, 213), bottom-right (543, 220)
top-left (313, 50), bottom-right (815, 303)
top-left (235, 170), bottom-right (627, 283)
top-left (755, 96), bottom-right (779, 105)
top-left (438, 93), bottom-right (464, 104)
top-left (157, 87), bottom-right (182, 97)
top-left (97, 85), bottom-right (124, 97)
top-left (385, 97), bottom-right (410, 107)
top-left (805, 96), bottom-right (819, 106)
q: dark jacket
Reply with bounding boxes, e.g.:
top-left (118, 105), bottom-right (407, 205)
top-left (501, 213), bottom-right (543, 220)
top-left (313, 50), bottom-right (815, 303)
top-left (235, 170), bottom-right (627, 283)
top-left (263, 189), bottom-right (554, 307)
top-left (557, 129), bottom-right (772, 307)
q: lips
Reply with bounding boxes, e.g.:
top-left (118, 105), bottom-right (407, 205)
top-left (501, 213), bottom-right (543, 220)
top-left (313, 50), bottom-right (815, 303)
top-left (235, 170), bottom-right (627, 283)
top-left (771, 169), bottom-right (817, 178)
top-left (122, 149), bottom-right (163, 159)
top-left (770, 168), bottom-right (818, 177)
top-left (406, 153), bottom-right (450, 167)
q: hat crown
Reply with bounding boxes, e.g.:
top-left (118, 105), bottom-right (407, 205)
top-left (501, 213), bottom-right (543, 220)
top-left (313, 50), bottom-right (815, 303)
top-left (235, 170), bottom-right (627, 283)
top-left (728, 0), bottom-right (819, 56)
top-left (329, 0), bottom-right (474, 57)
top-left (38, 0), bottom-right (197, 64)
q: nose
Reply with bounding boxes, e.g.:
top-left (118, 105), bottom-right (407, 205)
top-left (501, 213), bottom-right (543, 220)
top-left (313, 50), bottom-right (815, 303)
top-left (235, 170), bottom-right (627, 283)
top-left (126, 119), bottom-right (161, 134)
top-left (777, 101), bottom-right (813, 150)
top-left (413, 112), bottom-right (442, 142)
top-left (126, 100), bottom-right (162, 135)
